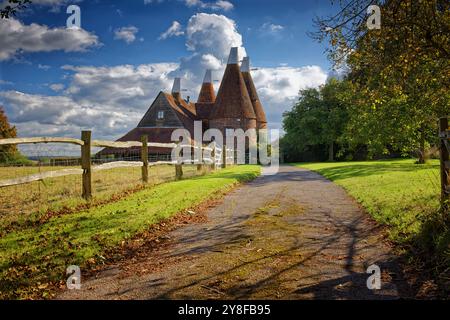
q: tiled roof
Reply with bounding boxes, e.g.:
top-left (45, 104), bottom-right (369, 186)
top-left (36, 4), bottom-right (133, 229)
top-left (209, 63), bottom-right (256, 120)
top-left (242, 71), bottom-right (267, 127)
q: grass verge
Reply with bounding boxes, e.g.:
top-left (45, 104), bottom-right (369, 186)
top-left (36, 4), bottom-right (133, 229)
top-left (0, 165), bottom-right (260, 299)
top-left (294, 159), bottom-right (449, 296)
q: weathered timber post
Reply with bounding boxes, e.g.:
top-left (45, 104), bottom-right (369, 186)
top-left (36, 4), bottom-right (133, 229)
top-left (222, 143), bottom-right (227, 169)
top-left (141, 135), bottom-right (149, 184)
top-left (175, 141), bottom-right (183, 180)
top-left (211, 142), bottom-right (216, 170)
top-left (197, 145), bottom-right (204, 172)
top-left (439, 117), bottom-right (449, 210)
top-left (175, 163), bottom-right (183, 180)
top-left (81, 130), bottom-right (92, 201)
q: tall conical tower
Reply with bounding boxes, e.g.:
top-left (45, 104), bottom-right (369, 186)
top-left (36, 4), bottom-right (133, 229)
top-left (197, 70), bottom-right (216, 104)
top-left (172, 77), bottom-right (197, 116)
top-left (195, 70), bottom-right (216, 129)
top-left (209, 47), bottom-right (256, 135)
top-left (241, 57), bottom-right (267, 130)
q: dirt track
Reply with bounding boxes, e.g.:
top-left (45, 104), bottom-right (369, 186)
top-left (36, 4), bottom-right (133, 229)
top-left (58, 165), bottom-right (411, 300)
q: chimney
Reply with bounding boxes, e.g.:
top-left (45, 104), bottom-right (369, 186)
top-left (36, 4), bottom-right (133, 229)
top-left (241, 56), bottom-right (267, 129)
top-left (241, 57), bottom-right (250, 72)
top-left (172, 77), bottom-right (181, 99)
top-left (209, 47), bottom-right (256, 128)
top-left (227, 47), bottom-right (239, 65)
top-left (197, 69), bottom-right (216, 104)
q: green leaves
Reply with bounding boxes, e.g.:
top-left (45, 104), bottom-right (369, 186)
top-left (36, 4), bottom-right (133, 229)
top-left (281, 79), bottom-right (350, 161)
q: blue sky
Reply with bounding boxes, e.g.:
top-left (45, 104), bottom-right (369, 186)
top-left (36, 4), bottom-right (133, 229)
top-left (0, 0), bottom-right (339, 142)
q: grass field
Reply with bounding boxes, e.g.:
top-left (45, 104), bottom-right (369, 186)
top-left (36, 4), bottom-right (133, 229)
top-left (0, 164), bottom-right (205, 235)
top-left (0, 165), bottom-right (260, 299)
top-left (294, 159), bottom-right (449, 290)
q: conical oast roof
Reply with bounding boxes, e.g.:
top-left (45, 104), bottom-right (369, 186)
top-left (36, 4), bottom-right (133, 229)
top-left (209, 47), bottom-right (256, 120)
top-left (241, 57), bottom-right (267, 129)
top-left (197, 70), bottom-right (216, 104)
top-left (171, 77), bottom-right (197, 116)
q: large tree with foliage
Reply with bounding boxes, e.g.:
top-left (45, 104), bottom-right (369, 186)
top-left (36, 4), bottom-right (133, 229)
top-left (312, 0), bottom-right (449, 163)
top-left (282, 79), bottom-right (351, 162)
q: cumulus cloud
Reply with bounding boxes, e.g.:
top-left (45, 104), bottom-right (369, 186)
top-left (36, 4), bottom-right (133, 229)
top-left (0, 18), bottom-right (100, 61)
top-left (49, 83), bottom-right (65, 92)
top-left (185, 13), bottom-right (241, 56)
top-left (0, 62), bottom-right (180, 141)
top-left (252, 66), bottom-right (328, 129)
top-left (159, 21), bottom-right (184, 40)
top-left (261, 22), bottom-right (284, 33)
top-left (171, 13), bottom-right (245, 85)
top-left (114, 26), bottom-right (139, 44)
top-left (0, 12), bottom-right (327, 146)
top-left (185, 0), bottom-right (234, 11)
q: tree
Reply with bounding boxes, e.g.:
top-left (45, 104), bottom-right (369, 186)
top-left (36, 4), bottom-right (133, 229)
top-left (282, 79), bottom-right (350, 162)
top-left (1, 0), bottom-right (32, 19)
top-left (0, 106), bottom-right (19, 162)
top-left (312, 0), bottom-right (450, 163)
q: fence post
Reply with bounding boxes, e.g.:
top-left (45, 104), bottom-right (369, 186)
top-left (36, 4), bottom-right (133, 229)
top-left (222, 143), bottom-right (227, 169)
top-left (211, 142), bottom-right (216, 170)
top-left (141, 135), bottom-right (149, 184)
top-left (81, 130), bottom-right (92, 201)
top-left (197, 144), bottom-right (205, 172)
top-left (439, 117), bottom-right (449, 210)
top-left (175, 142), bottom-right (183, 180)
top-left (175, 164), bottom-right (183, 180)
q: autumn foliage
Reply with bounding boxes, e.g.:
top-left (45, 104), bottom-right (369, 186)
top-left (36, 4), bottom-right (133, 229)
top-left (0, 106), bottom-right (19, 162)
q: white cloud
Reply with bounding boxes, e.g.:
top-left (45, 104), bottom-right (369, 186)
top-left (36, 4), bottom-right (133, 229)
top-left (0, 79), bottom-right (13, 86)
top-left (0, 12), bottom-right (327, 145)
top-left (49, 83), bottom-right (65, 92)
top-left (114, 26), bottom-right (139, 44)
top-left (212, 0), bottom-right (234, 11)
top-left (0, 18), bottom-right (100, 61)
top-left (252, 66), bottom-right (328, 129)
top-left (38, 64), bottom-right (51, 70)
top-left (0, 62), bottom-right (178, 140)
top-left (261, 22), bottom-right (285, 33)
top-left (185, 13), bottom-right (242, 58)
top-left (159, 21), bottom-right (184, 40)
top-left (185, 0), bottom-right (234, 11)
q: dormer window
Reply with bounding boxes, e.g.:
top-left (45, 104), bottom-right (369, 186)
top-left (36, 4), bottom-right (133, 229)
top-left (157, 111), bottom-right (164, 120)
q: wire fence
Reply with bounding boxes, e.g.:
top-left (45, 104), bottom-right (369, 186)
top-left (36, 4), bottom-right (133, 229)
top-left (0, 135), bottom-right (226, 235)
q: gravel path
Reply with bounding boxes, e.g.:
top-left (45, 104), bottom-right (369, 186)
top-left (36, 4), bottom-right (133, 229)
top-left (59, 165), bottom-right (411, 300)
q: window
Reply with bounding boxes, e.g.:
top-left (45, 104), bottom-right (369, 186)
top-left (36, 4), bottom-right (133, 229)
top-left (157, 111), bottom-right (164, 120)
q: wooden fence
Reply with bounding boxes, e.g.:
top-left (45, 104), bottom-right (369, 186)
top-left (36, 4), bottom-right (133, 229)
top-left (439, 117), bottom-right (450, 210)
top-left (0, 130), bottom-right (236, 200)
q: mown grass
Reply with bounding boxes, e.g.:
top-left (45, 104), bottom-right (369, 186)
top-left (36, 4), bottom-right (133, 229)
top-left (0, 165), bottom-right (202, 234)
top-left (294, 159), bottom-right (449, 293)
top-left (0, 165), bottom-right (260, 299)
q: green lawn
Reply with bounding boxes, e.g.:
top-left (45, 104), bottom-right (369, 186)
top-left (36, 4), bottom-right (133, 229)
top-left (0, 165), bottom-right (260, 299)
top-left (294, 159), bottom-right (449, 290)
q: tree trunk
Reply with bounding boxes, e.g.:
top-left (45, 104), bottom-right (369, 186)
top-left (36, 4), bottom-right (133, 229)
top-left (418, 130), bottom-right (426, 164)
top-left (328, 142), bottom-right (334, 162)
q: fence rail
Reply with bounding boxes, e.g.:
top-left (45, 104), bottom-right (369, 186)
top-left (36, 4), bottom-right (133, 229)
top-left (439, 117), bottom-right (450, 209)
top-left (0, 130), bottom-right (232, 200)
